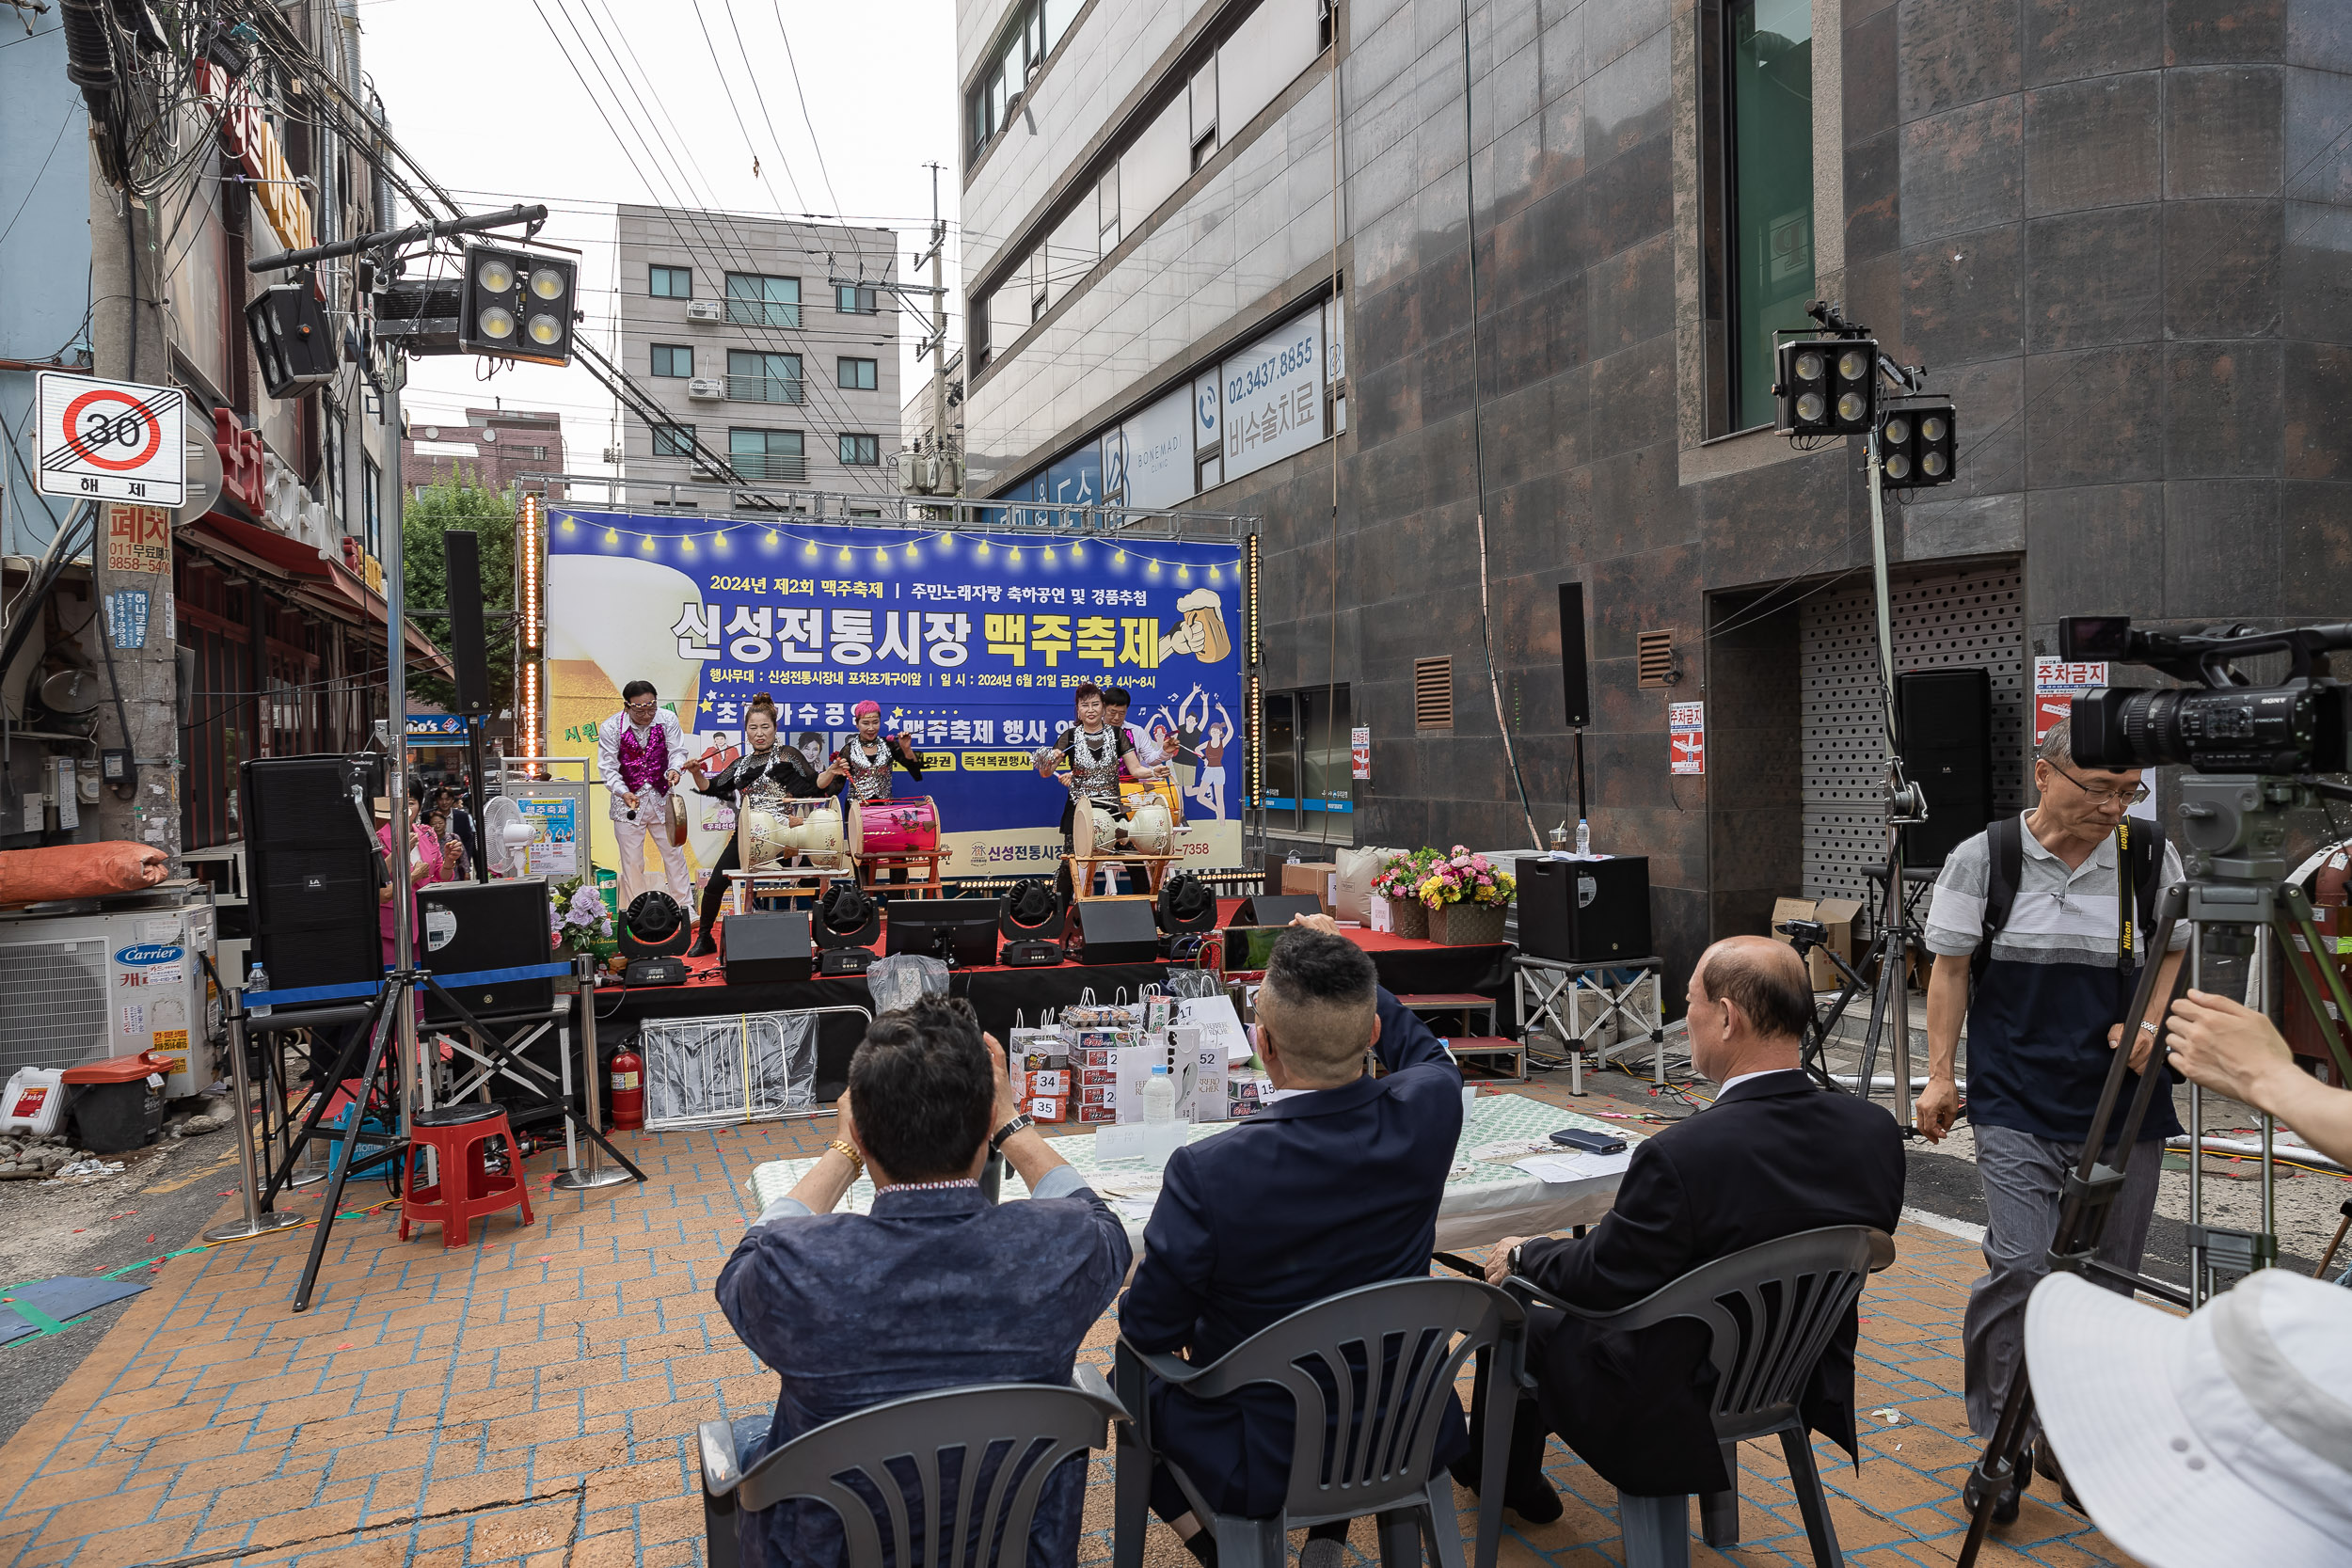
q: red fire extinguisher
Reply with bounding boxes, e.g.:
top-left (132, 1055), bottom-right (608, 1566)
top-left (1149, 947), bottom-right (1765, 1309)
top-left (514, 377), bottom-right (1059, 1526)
top-left (609, 1047), bottom-right (644, 1131)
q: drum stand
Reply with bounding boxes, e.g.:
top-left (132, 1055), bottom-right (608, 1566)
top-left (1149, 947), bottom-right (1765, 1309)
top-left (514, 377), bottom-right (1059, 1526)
top-left (854, 849), bottom-right (949, 898)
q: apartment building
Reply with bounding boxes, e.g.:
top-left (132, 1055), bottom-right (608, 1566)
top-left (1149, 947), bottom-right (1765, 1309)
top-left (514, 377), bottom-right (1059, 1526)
top-left (613, 204), bottom-right (903, 499)
top-left (404, 406), bottom-right (568, 498)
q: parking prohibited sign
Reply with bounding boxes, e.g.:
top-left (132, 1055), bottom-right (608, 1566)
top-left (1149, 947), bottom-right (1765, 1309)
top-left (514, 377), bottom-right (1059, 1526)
top-left (36, 371), bottom-right (186, 505)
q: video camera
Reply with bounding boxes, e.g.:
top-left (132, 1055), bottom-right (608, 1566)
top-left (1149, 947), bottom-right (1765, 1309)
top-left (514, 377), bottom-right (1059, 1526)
top-left (2058, 616), bottom-right (2352, 776)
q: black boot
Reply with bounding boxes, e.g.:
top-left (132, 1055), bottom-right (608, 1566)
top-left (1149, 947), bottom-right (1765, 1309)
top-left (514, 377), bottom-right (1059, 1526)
top-left (686, 926), bottom-right (717, 958)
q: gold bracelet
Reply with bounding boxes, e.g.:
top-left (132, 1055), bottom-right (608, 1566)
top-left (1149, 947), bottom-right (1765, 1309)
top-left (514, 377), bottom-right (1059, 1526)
top-left (826, 1139), bottom-right (864, 1169)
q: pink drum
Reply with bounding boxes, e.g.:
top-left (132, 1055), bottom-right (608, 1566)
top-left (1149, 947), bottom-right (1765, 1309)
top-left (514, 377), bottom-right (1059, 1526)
top-left (850, 795), bottom-right (941, 857)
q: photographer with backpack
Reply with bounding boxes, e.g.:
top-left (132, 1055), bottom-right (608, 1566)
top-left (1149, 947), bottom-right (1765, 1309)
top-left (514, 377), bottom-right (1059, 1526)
top-left (1915, 717), bottom-right (2186, 1524)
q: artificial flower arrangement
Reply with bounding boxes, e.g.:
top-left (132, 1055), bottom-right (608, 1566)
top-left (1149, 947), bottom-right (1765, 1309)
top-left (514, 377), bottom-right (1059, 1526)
top-left (1410, 845), bottom-right (1516, 909)
top-left (1371, 847), bottom-right (1441, 903)
top-left (549, 878), bottom-right (614, 948)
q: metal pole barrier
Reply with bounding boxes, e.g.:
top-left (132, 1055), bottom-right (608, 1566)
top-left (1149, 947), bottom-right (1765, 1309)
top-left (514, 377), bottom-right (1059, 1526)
top-left (204, 990), bottom-right (305, 1242)
top-left (553, 953), bottom-right (631, 1190)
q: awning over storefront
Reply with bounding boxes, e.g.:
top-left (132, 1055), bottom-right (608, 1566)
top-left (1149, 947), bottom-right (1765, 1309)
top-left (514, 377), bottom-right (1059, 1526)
top-left (181, 512), bottom-right (449, 673)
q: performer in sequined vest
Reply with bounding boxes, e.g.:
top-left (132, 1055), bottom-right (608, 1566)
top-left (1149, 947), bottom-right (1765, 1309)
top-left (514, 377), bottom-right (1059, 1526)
top-left (596, 680), bottom-right (691, 907)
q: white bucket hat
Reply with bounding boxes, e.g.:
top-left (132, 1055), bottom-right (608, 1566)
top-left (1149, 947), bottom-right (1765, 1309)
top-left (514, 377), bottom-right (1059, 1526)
top-left (2026, 1268), bottom-right (2352, 1568)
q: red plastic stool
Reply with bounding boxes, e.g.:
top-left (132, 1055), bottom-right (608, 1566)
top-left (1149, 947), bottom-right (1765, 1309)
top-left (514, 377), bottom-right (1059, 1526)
top-left (398, 1101), bottom-right (534, 1247)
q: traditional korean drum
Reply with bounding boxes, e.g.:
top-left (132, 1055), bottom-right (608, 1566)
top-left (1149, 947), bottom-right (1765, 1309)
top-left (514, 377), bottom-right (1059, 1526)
top-left (849, 795), bottom-right (942, 857)
top-left (739, 799), bottom-right (848, 870)
top-left (1119, 777), bottom-right (1186, 828)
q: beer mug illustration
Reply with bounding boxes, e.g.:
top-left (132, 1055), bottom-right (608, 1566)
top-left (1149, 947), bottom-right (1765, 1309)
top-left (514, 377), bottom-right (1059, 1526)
top-left (1167, 587), bottom-right (1232, 662)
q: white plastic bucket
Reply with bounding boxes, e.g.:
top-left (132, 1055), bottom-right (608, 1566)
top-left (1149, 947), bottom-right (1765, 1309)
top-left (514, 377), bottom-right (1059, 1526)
top-left (0, 1069), bottom-right (68, 1138)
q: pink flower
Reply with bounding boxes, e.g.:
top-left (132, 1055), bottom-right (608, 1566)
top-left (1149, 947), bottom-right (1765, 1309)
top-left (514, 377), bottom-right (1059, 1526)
top-left (1470, 855), bottom-right (1490, 872)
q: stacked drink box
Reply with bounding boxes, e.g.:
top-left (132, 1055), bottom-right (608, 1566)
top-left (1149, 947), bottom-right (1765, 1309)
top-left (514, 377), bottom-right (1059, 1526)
top-left (1006, 997), bottom-right (1241, 1129)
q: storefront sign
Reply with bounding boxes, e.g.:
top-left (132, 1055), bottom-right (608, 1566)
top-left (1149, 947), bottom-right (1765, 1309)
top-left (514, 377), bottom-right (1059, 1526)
top-left (105, 502), bottom-right (170, 573)
top-left (405, 713), bottom-right (471, 740)
top-left (2033, 657), bottom-right (2108, 744)
top-left (1120, 385), bottom-right (1196, 509)
top-left (194, 61), bottom-right (315, 251)
top-left (1219, 313), bottom-right (1325, 483)
top-left (1350, 725), bottom-right (1370, 781)
top-left (1669, 702), bottom-right (1706, 775)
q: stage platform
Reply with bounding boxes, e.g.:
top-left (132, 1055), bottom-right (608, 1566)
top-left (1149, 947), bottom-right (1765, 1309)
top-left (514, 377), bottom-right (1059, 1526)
top-left (588, 898), bottom-right (1510, 1096)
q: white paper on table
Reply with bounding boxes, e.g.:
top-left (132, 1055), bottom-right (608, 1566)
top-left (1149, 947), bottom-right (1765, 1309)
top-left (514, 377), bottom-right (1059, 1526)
top-left (1513, 1148), bottom-right (1636, 1183)
top-left (1113, 1197), bottom-right (1159, 1223)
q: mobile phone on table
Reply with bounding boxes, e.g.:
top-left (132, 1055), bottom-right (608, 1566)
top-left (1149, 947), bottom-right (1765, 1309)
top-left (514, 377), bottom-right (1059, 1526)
top-left (1549, 1127), bottom-right (1627, 1155)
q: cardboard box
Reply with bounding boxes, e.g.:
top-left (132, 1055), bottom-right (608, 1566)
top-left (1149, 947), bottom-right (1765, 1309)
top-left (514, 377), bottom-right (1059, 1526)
top-left (1281, 862), bottom-right (1338, 907)
top-left (1076, 1046), bottom-right (1119, 1069)
top-left (1080, 1084), bottom-right (1118, 1107)
top-left (1027, 1069), bottom-right (1070, 1097)
top-left (1080, 1066), bottom-right (1120, 1085)
top-left (1769, 895), bottom-right (1867, 991)
top-left (1025, 1096), bottom-right (1070, 1122)
top-left (1076, 1103), bottom-right (1117, 1124)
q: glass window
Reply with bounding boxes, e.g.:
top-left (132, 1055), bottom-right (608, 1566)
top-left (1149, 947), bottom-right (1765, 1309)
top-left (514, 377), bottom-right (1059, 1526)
top-left (1727, 0), bottom-right (1815, 431)
top-left (362, 455), bottom-right (381, 557)
top-left (326, 406), bottom-right (347, 531)
top-left (838, 434), bottom-right (881, 467)
top-left (837, 356), bottom-right (879, 390)
top-left (649, 264), bottom-right (692, 298)
top-left (728, 349), bottom-right (803, 403)
top-left (724, 273), bottom-right (801, 327)
top-left (1263, 692), bottom-right (1298, 834)
top-left (729, 427), bottom-right (804, 483)
top-left (652, 423), bottom-right (696, 459)
top-left (834, 283), bottom-right (877, 314)
top-left (650, 343), bottom-right (692, 377)
top-left (1297, 684), bottom-right (1354, 842)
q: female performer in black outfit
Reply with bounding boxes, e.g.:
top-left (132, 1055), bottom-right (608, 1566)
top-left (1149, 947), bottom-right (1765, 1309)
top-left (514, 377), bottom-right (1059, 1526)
top-left (685, 692), bottom-right (833, 955)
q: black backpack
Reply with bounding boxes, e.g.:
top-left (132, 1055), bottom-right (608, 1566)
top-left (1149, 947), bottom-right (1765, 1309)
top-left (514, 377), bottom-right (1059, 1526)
top-left (1971, 815), bottom-right (2166, 985)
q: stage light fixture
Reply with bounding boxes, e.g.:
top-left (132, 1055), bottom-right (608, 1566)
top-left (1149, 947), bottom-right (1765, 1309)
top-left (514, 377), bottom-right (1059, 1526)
top-left (1154, 872), bottom-right (1218, 939)
top-left (1774, 336), bottom-right (1877, 437)
top-left (998, 877), bottom-right (1067, 966)
top-left (460, 244), bottom-right (574, 365)
top-left (246, 271), bottom-right (339, 399)
top-left (1878, 398), bottom-right (1958, 491)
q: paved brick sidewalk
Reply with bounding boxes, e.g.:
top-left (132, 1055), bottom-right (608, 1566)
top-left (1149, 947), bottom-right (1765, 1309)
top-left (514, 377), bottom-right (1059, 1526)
top-left (0, 1081), bottom-right (2142, 1567)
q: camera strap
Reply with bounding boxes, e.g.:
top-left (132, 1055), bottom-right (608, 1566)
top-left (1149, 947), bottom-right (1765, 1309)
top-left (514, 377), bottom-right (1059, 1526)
top-left (2117, 818), bottom-right (2138, 977)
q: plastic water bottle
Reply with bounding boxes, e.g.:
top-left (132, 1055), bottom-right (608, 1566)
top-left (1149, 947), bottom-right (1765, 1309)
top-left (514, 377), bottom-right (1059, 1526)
top-left (1141, 1065), bottom-right (1176, 1124)
top-left (246, 961), bottom-right (271, 1018)
top-left (1575, 819), bottom-right (1592, 858)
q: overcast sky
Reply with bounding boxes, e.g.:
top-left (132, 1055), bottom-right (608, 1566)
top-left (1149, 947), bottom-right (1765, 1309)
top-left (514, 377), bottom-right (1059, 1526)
top-left (359, 0), bottom-right (960, 480)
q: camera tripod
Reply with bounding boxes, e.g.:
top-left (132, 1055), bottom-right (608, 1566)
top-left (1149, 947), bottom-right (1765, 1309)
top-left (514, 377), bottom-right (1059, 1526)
top-left (1955, 773), bottom-right (2352, 1567)
top-left (1778, 850), bottom-right (1934, 1099)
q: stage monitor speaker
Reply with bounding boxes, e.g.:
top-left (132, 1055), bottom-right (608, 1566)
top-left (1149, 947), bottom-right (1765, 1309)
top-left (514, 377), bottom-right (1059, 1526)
top-left (1897, 667), bottom-right (1994, 869)
top-left (1517, 856), bottom-right (1653, 963)
top-left (418, 877), bottom-right (555, 1022)
top-left (444, 531), bottom-right (491, 718)
top-left (1560, 581), bottom-right (1591, 729)
top-left (885, 897), bottom-right (1003, 967)
top-left (1071, 899), bottom-right (1161, 965)
top-left (723, 911), bottom-right (813, 984)
top-left (1233, 893), bottom-right (1321, 927)
top-left (244, 753), bottom-right (387, 993)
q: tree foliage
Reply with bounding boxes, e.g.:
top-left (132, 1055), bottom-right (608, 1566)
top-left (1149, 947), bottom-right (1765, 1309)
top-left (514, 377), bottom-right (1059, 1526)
top-left (401, 473), bottom-right (518, 714)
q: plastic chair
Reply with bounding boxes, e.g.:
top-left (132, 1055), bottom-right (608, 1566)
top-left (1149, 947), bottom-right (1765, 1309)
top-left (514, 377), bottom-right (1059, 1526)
top-left (696, 1375), bottom-right (1128, 1568)
top-left (1503, 1226), bottom-right (1884, 1568)
top-left (1108, 1276), bottom-right (1523, 1568)
top-left (397, 1101), bottom-right (533, 1247)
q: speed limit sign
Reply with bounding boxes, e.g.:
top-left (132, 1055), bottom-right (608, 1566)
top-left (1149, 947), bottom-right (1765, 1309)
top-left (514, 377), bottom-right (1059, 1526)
top-left (36, 371), bottom-right (186, 505)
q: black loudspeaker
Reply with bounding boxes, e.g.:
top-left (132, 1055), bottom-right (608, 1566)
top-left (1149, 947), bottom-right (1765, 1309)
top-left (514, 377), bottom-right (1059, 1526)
top-left (1233, 893), bottom-right (1321, 927)
top-left (886, 898), bottom-right (1003, 967)
top-left (417, 878), bottom-right (555, 1022)
top-left (723, 911), bottom-right (812, 983)
top-left (1897, 668), bottom-right (1994, 869)
top-left (244, 753), bottom-right (386, 992)
top-left (1517, 857), bottom-right (1654, 962)
top-left (1560, 581), bottom-right (1591, 729)
top-left (1071, 900), bottom-right (1161, 965)
top-left (445, 531), bottom-right (491, 718)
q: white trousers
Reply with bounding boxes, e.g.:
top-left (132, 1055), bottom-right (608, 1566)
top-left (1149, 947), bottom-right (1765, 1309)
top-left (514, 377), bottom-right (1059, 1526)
top-left (612, 804), bottom-right (691, 909)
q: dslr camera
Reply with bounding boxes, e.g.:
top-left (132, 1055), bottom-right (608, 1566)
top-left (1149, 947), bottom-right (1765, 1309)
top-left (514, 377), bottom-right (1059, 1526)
top-left (2059, 617), bottom-right (2352, 776)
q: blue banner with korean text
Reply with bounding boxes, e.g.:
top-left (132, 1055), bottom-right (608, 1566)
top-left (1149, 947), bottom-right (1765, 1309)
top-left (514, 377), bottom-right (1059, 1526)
top-left (544, 508), bottom-right (1245, 886)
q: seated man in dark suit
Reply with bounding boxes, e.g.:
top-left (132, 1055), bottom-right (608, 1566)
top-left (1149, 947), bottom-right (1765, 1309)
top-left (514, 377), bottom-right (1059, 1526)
top-left (1471, 936), bottom-right (1905, 1519)
top-left (716, 997), bottom-right (1132, 1568)
top-left (1120, 922), bottom-right (1468, 1566)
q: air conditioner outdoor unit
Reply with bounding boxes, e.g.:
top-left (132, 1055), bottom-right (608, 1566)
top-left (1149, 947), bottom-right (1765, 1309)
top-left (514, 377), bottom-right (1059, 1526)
top-left (688, 377), bottom-right (725, 401)
top-left (0, 895), bottom-right (218, 1100)
top-left (685, 300), bottom-right (723, 324)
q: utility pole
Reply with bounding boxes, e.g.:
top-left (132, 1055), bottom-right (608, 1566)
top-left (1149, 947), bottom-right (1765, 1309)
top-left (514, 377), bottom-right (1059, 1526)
top-left (923, 162), bottom-right (954, 495)
top-left (85, 168), bottom-right (183, 864)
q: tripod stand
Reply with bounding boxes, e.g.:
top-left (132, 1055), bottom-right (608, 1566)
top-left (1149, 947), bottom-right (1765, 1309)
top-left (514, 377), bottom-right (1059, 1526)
top-left (1779, 850), bottom-right (1934, 1098)
top-left (1954, 773), bottom-right (2352, 1567)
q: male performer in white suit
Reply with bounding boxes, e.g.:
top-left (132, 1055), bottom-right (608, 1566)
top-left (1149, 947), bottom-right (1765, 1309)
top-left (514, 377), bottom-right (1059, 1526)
top-left (597, 680), bottom-right (691, 907)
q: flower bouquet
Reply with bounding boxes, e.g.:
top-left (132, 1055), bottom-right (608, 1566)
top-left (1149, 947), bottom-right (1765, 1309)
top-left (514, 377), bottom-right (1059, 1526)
top-left (1371, 848), bottom-right (1438, 939)
top-left (1411, 846), bottom-right (1516, 945)
top-left (549, 878), bottom-right (614, 960)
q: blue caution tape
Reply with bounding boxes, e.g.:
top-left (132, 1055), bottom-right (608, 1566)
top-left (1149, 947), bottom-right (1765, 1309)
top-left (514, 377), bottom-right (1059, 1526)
top-left (245, 960), bottom-right (575, 1009)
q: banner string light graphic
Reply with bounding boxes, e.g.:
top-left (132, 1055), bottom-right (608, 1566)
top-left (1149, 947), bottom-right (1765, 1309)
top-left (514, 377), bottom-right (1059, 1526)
top-left (550, 513), bottom-right (1225, 583)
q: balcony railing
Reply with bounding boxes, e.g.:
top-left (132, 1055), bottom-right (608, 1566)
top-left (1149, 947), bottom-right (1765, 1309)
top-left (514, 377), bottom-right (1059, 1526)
top-left (727, 374), bottom-right (805, 404)
top-left (725, 299), bottom-right (802, 328)
top-left (722, 453), bottom-right (809, 483)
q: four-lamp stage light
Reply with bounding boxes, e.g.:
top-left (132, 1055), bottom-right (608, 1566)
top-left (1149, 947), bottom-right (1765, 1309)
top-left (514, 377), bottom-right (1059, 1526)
top-left (459, 244), bottom-right (577, 366)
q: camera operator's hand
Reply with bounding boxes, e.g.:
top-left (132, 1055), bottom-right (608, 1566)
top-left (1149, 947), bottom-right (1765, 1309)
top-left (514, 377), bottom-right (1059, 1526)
top-left (2166, 990), bottom-right (2293, 1106)
top-left (1915, 1075), bottom-right (1961, 1143)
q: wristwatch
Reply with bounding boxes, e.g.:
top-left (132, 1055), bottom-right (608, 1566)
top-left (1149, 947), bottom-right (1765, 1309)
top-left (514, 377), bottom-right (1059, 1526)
top-left (1506, 1243), bottom-right (1525, 1275)
top-left (2138, 1021), bottom-right (2160, 1036)
top-left (990, 1114), bottom-right (1035, 1153)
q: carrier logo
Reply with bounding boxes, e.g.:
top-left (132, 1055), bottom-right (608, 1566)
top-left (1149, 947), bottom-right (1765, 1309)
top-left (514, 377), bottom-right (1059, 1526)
top-left (115, 942), bottom-right (185, 967)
